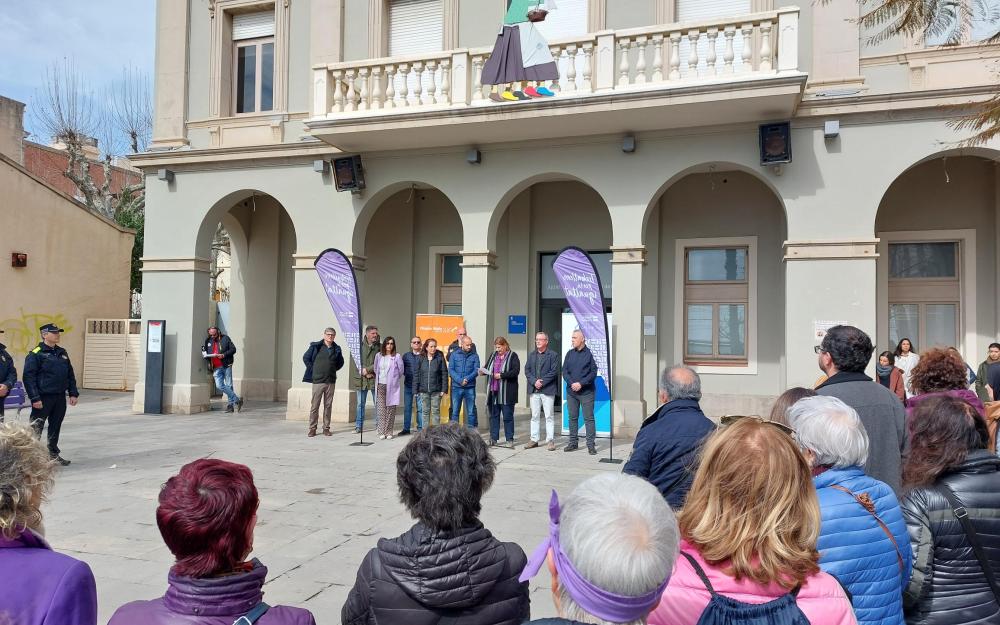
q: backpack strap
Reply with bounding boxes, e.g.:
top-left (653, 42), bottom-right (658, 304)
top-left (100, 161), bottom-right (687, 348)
top-left (935, 483), bottom-right (1000, 606)
top-left (680, 551), bottom-right (717, 596)
top-left (233, 602), bottom-right (271, 625)
top-left (829, 484), bottom-right (905, 577)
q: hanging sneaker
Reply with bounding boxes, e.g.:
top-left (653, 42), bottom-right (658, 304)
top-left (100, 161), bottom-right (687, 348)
top-left (500, 91), bottom-right (518, 101)
top-left (513, 91), bottom-right (532, 101)
top-left (536, 86), bottom-right (555, 97)
top-left (489, 92), bottom-right (505, 102)
top-left (524, 86), bottom-right (542, 98)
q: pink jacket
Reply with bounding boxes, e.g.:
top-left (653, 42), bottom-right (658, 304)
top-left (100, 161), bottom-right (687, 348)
top-left (649, 540), bottom-right (857, 625)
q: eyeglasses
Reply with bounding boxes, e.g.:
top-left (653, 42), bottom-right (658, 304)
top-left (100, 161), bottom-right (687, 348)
top-left (720, 415), bottom-right (795, 437)
top-left (411, 340), bottom-right (421, 344)
top-left (813, 345), bottom-right (825, 354)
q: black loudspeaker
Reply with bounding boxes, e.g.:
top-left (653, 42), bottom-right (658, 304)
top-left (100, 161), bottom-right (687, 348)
top-left (759, 122), bottom-right (792, 165)
top-left (333, 155), bottom-right (366, 192)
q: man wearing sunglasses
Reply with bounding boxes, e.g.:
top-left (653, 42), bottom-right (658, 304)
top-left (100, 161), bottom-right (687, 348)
top-left (815, 325), bottom-right (907, 495)
top-left (623, 366), bottom-right (716, 509)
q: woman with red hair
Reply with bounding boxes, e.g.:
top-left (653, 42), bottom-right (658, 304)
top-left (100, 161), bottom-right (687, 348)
top-left (109, 459), bottom-right (315, 625)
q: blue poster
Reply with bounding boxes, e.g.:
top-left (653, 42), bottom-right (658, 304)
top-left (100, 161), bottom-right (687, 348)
top-left (508, 315), bottom-right (527, 335)
top-left (560, 312), bottom-right (612, 437)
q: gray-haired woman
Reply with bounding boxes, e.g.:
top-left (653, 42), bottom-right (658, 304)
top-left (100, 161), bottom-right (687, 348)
top-left (788, 395), bottom-right (911, 625)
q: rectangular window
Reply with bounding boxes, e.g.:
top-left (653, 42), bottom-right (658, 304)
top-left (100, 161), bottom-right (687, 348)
top-left (441, 254), bottom-right (463, 285)
top-left (437, 253), bottom-right (462, 314)
top-left (683, 246), bottom-right (749, 364)
top-left (232, 11), bottom-right (275, 115)
top-left (925, 1), bottom-right (1000, 46)
top-left (887, 241), bottom-right (961, 350)
top-left (388, 0), bottom-right (444, 56)
top-left (676, 0), bottom-right (751, 77)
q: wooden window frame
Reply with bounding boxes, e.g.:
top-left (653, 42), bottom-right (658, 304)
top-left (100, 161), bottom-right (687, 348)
top-left (683, 246), bottom-right (750, 365)
top-left (885, 240), bottom-right (963, 351)
top-left (429, 246), bottom-right (463, 314)
top-left (233, 36), bottom-right (275, 115)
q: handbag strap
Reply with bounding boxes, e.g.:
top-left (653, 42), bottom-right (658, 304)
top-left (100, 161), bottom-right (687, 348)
top-left (829, 485), bottom-right (905, 576)
top-left (934, 483), bottom-right (1000, 606)
top-left (233, 602), bottom-right (271, 625)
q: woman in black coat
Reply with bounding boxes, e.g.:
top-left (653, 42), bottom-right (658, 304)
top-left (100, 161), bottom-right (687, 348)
top-left (342, 423), bottom-right (530, 625)
top-left (901, 395), bottom-right (1000, 625)
top-left (484, 337), bottom-right (520, 449)
top-left (414, 339), bottom-right (448, 426)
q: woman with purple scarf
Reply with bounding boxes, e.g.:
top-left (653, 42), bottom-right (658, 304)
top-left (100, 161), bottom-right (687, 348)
top-left (486, 336), bottom-right (521, 448)
top-left (520, 473), bottom-right (680, 624)
top-left (0, 422), bottom-right (97, 625)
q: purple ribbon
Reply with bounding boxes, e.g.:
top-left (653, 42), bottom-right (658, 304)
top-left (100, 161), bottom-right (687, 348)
top-left (519, 490), bottom-right (670, 623)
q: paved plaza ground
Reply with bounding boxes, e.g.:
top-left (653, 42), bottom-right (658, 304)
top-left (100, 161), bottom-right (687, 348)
top-left (15, 391), bottom-right (633, 624)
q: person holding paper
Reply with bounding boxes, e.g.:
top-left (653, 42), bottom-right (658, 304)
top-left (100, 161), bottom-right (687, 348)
top-left (449, 336), bottom-right (480, 428)
top-left (484, 337), bottom-right (520, 448)
top-left (201, 326), bottom-right (242, 414)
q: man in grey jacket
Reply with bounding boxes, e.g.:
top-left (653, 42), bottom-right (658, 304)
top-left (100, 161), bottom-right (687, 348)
top-left (815, 325), bottom-right (907, 494)
top-left (524, 331), bottom-right (559, 450)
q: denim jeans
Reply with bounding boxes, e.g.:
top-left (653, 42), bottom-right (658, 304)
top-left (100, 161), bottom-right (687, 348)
top-left (418, 393), bottom-right (442, 425)
top-left (450, 385), bottom-right (478, 427)
top-left (212, 366), bottom-right (239, 405)
top-left (355, 388), bottom-right (375, 429)
top-left (401, 385), bottom-right (423, 432)
top-left (489, 402), bottom-right (515, 442)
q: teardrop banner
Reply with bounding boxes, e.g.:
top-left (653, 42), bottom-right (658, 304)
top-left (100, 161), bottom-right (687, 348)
top-left (552, 246), bottom-right (620, 463)
top-left (315, 248), bottom-right (371, 446)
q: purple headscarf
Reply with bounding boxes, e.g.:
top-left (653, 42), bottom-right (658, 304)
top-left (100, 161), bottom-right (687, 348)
top-left (519, 490), bottom-right (670, 623)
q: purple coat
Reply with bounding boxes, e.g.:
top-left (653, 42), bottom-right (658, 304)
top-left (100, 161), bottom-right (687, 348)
top-left (0, 529), bottom-right (97, 625)
top-left (905, 388), bottom-right (986, 418)
top-left (108, 559), bottom-right (315, 625)
top-left (374, 353), bottom-right (404, 406)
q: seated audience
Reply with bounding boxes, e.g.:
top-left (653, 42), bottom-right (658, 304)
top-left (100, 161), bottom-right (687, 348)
top-left (768, 386), bottom-right (817, 426)
top-left (901, 395), bottom-right (1000, 625)
top-left (520, 473), bottom-right (680, 625)
top-left (0, 422), bottom-right (97, 625)
top-left (649, 417), bottom-right (857, 625)
top-left (789, 396), bottom-right (911, 625)
top-left (109, 459), bottom-right (315, 625)
top-left (624, 366), bottom-right (716, 509)
top-left (906, 347), bottom-right (985, 417)
top-left (875, 351), bottom-right (907, 402)
top-left (342, 423), bottom-right (530, 625)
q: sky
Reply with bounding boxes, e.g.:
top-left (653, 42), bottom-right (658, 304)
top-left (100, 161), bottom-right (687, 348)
top-left (0, 0), bottom-right (156, 144)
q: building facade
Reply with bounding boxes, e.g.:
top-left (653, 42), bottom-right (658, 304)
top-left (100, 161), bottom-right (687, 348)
top-left (132, 0), bottom-right (1000, 433)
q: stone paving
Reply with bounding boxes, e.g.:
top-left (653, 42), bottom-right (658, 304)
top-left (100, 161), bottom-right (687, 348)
top-left (19, 390), bottom-right (634, 624)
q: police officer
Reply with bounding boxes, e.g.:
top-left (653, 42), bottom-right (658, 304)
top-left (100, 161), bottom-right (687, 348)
top-left (23, 323), bottom-right (79, 466)
top-left (0, 329), bottom-right (16, 422)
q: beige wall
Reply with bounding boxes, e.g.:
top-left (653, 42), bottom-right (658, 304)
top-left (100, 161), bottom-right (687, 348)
top-left (876, 155), bottom-right (999, 356)
top-left (0, 158), bottom-right (134, 366)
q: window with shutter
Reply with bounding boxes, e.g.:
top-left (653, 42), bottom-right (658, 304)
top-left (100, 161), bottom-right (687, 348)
top-left (233, 11), bottom-right (275, 40)
top-left (388, 0), bottom-right (444, 56)
top-left (532, 0), bottom-right (590, 40)
top-left (676, 0), bottom-right (751, 78)
top-left (232, 11), bottom-right (275, 113)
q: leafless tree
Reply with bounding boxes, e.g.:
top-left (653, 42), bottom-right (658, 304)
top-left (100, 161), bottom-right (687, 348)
top-left (31, 60), bottom-right (149, 219)
top-left (209, 223), bottom-right (233, 300)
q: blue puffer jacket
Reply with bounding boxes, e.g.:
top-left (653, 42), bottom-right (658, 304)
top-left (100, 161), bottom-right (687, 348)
top-left (814, 467), bottom-right (913, 625)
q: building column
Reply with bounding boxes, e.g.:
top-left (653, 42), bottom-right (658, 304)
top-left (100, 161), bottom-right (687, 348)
top-left (286, 253), bottom-right (366, 422)
top-left (610, 245), bottom-right (647, 439)
top-left (783, 240), bottom-right (879, 388)
top-left (808, 0), bottom-right (866, 93)
top-left (461, 250), bottom-right (496, 422)
top-left (151, 0), bottom-right (189, 148)
top-left (132, 258), bottom-right (212, 414)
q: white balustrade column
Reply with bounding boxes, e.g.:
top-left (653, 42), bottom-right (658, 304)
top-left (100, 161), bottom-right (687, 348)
top-left (706, 28), bottom-right (718, 75)
top-left (741, 24), bottom-right (753, 72)
top-left (565, 45), bottom-right (578, 92)
top-left (760, 20), bottom-right (774, 72)
top-left (358, 67), bottom-right (371, 110)
top-left (618, 38), bottom-right (631, 87)
top-left (412, 62), bottom-right (425, 105)
top-left (370, 67), bottom-right (383, 109)
top-left (384, 65), bottom-right (396, 108)
top-left (440, 59), bottom-right (452, 104)
top-left (723, 27), bottom-right (736, 74)
top-left (344, 69), bottom-right (358, 111)
top-left (687, 30), bottom-right (700, 76)
top-left (582, 43), bottom-right (594, 92)
top-left (472, 55), bottom-right (485, 102)
top-left (398, 64), bottom-right (410, 106)
top-left (635, 37), bottom-right (648, 84)
top-left (668, 32), bottom-right (681, 80)
top-left (651, 35), bottom-right (664, 82)
top-left (549, 46), bottom-right (563, 92)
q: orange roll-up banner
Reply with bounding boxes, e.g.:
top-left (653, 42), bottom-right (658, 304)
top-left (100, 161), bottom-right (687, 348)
top-left (415, 314), bottom-right (465, 425)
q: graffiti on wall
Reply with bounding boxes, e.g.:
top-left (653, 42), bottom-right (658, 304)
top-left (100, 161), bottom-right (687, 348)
top-left (0, 310), bottom-right (73, 359)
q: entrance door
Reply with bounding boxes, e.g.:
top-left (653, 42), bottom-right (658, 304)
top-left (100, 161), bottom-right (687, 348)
top-left (82, 319), bottom-right (142, 391)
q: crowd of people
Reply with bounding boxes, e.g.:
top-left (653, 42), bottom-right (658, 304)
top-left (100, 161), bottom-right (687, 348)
top-left (2, 324), bottom-right (1000, 625)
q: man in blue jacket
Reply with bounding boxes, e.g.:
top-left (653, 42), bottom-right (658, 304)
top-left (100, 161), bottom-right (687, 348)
top-left (23, 324), bottom-right (79, 465)
top-left (398, 336), bottom-right (424, 436)
top-left (449, 336), bottom-right (480, 428)
top-left (562, 330), bottom-right (598, 454)
top-left (0, 329), bottom-right (17, 421)
top-left (623, 366), bottom-right (716, 509)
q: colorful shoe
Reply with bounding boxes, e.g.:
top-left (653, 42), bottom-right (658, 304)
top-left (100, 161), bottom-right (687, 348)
top-left (524, 86), bottom-right (542, 98)
top-left (536, 86), bottom-right (555, 97)
top-left (489, 92), bottom-right (505, 102)
top-left (513, 91), bottom-right (532, 101)
top-left (500, 91), bottom-right (518, 101)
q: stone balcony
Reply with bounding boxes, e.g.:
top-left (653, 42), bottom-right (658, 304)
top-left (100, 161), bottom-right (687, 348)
top-left (307, 7), bottom-right (806, 152)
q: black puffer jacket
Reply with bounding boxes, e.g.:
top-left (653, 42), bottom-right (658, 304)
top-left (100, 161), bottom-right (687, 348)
top-left (901, 449), bottom-right (1000, 625)
top-left (342, 522), bottom-right (530, 625)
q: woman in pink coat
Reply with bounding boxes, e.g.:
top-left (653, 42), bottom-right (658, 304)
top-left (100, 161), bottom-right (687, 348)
top-left (649, 417), bottom-right (857, 625)
top-left (374, 337), bottom-right (404, 439)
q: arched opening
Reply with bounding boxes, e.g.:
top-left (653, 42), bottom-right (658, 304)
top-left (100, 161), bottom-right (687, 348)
top-left (197, 190), bottom-right (298, 405)
top-left (875, 152), bottom-right (1000, 360)
top-left (355, 183), bottom-right (463, 338)
top-left (644, 165), bottom-right (787, 415)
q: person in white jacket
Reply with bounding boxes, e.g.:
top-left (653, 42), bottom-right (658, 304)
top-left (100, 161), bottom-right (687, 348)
top-left (894, 338), bottom-right (920, 399)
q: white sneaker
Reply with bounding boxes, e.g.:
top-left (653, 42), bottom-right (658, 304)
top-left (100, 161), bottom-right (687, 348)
top-left (379, 435), bottom-right (386, 440)
top-left (387, 434), bottom-right (394, 439)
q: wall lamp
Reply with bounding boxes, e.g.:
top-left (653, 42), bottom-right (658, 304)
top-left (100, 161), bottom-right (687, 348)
top-left (157, 168), bottom-right (175, 183)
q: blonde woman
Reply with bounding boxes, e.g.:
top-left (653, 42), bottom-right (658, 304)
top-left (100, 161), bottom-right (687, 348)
top-left (0, 422), bottom-right (97, 625)
top-left (649, 417), bottom-right (857, 625)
